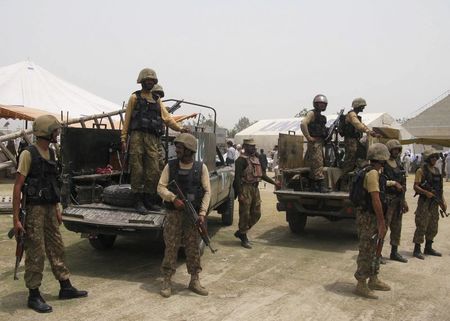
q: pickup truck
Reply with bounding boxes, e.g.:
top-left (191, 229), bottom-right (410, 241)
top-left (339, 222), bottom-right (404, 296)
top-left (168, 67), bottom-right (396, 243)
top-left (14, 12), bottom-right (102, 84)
top-left (60, 100), bottom-right (235, 250)
top-left (274, 128), bottom-right (400, 234)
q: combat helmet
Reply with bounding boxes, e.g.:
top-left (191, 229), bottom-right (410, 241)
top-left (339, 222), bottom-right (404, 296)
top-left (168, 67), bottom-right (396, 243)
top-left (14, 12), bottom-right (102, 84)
top-left (137, 68), bottom-right (158, 83)
top-left (352, 97), bottom-right (367, 109)
top-left (151, 84), bottom-right (164, 98)
top-left (386, 139), bottom-right (402, 152)
top-left (423, 148), bottom-right (439, 161)
top-left (313, 94), bottom-right (328, 109)
top-left (367, 143), bottom-right (390, 161)
top-left (174, 133), bottom-right (197, 152)
top-left (33, 115), bottom-right (61, 139)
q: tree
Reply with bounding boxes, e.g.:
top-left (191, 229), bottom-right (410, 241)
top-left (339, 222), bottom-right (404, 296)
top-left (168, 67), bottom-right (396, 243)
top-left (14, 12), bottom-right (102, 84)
top-left (294, 108), bottom-right (309, 118)
top-left (228, 116), bottom-right (255, 138)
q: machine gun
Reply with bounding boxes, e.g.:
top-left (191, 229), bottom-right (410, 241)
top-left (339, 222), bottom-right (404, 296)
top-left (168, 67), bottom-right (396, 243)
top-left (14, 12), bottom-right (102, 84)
top-left (371, 233), bottom-right (384, 275)
top-left (169, 180), bottom-right (218, 254)
top-left (7, 185), bottom-right (28, 280)
top-left (324, 109), bottom-right (345, 167)
top-left (167, 100), bottom-right (184, 114)
top-left (414, 180), bottom-right (448, 218)
top-left (324, 108), bottom-right (344, 143)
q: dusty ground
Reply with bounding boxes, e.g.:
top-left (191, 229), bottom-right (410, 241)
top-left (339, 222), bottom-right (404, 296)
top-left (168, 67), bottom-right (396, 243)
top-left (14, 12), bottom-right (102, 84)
top-left (1, 177), bottom-right (450, 321)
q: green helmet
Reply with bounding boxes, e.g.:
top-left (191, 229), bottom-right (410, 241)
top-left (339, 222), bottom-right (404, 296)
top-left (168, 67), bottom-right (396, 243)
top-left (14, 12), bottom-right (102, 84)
top-left (423, 148), bottom-right (439, 161)
top-left (174, 133), bottom-right (197, 152)
top-left (367, 143), bottom-right (390, 161)
top-left (33, 115), bottom-right (61, 138)
top-left (352, 97), bottom-right (367, 109)
top-left (386, 139), bottom-right (402, 152)
top-left (137, 68), bottom-right (158, 83)
top-left (151, 84), bottom-right (164, 98)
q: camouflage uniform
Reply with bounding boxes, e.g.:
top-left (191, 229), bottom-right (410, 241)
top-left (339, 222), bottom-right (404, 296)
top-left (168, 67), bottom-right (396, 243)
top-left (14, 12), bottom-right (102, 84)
top-left (24, 205), bottom-right (70, 289)
top-left (304, 141), bottom-right (325, 180)
top-left (354, 209), bottom-right (379, 281)
top-left (413, 197), bottom-right (439, 244)
top-left (238, 183), bottom-right (262, 233)
top-left (129, 131), bottom-right (161, 193)
top-left (342, 137), bottom-right (359, 174)
top-left (385, 196), bottom-right (403, 246)
top-left (161, 210), bottom-right (201, 277)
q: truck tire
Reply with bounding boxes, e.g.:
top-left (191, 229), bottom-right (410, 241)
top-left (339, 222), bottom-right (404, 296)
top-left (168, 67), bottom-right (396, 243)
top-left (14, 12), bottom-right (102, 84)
top-left (102, 184), bottom-right (134, 207)
top-left (287, 210), bottom-right (307, 234)
top-left (89, 234), bottom-right (117, 250)
top-left (221, 189), bottom-right (234, 226)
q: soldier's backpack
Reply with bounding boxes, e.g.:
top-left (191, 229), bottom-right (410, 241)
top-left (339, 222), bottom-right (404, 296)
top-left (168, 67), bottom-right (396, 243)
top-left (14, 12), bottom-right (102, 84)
top-left (349, 165), bottom-right (373, 209)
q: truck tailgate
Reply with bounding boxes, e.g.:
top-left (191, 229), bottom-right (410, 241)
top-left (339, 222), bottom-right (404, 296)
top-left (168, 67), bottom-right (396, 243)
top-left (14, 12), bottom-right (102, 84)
top-left (275, 190), bottom-right (349, 199)
top-left (63, 203), bottom-right (166, 230)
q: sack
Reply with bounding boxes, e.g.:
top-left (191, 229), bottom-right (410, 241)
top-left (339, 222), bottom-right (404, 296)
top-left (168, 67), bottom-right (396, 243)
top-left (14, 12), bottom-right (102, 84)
top-left (349, 166), bottom-right (372, 209)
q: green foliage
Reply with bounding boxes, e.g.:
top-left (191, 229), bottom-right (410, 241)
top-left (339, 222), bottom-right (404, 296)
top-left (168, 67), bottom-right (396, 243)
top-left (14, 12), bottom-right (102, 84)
top-left (294, 108), bottom-right (309, 118)
top-left (228, 116), bottom-right (256, 138)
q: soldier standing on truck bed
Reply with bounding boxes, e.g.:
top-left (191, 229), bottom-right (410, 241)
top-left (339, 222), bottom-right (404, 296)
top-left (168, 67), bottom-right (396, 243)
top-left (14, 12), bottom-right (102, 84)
top-left (13, 115), bottom-right (87, 313)
top-left (233, 138), bottom-right (279, 249)
top-left (157, 133), bottom-right (211, 298)
top-left (341, 98), bottom-right (380, 174)
top-left (412, 148), bottom-right (447, 260)
top-left (354, 143), bottom-right (391, 299)
top-left (300, 94), bottom-right (329, 193)
top-left (121, 68), bottom-right (185, 212)
top-left (384, 140), bottom-right (409, 263)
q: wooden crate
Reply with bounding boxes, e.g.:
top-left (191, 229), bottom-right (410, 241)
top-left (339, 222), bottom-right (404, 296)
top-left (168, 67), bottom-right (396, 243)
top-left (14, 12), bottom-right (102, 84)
top-left (278, 133), bottom-right (304, 169)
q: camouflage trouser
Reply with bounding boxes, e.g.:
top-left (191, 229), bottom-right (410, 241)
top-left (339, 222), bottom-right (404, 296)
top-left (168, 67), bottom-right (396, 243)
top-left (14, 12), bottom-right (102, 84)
top-left (238, 183), bottom-right (261, 234)
top-left (129, 131), bottom-right (161, 194)
top-left (354, 209), bottom-right (379, 281)
top-left (413, 197), bottom-right (439, 244)
top-left (304, 140), bottom-right (324, 180)
top-left (342, 137), bottom-right (358, 174)
top-left (161, 210), bottom-right (202, 277)
top-left (385, 195), bottom-right (403, 246)
top-left (24, 204), bottom-right (70, 289)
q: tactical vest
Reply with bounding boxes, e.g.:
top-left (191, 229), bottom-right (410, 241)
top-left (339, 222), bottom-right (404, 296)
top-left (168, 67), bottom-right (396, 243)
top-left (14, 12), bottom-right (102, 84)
top-left (360, 167), bottom-right (387, 214)
top-left (383, 159), bottom-right (406, 195)
top-left (24, 145), bottom-right (60, 205)
top-left (419, 165), bottom-right (443, 201)
top-left (307, 110), bottom-right (327, 138)
top-left (130, 90), bottom-right (164, 136)
top-left (343, 111), bottom-right (363, 139)
top-left (241, 155), bottom-right (263, 184)
top-left (167, 160), bottom-right (205, 212)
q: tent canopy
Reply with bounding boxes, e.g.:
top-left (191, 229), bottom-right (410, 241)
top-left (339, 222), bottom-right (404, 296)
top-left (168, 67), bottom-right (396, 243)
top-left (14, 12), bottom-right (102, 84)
top-left (235, 112), bottom-right (413, 153)
top-left (0, 61), bottom-right (120, 117)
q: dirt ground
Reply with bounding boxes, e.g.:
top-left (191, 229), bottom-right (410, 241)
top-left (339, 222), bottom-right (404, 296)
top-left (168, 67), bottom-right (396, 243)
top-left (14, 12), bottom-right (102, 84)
top-left (1, 177), bottom-right (450, 321)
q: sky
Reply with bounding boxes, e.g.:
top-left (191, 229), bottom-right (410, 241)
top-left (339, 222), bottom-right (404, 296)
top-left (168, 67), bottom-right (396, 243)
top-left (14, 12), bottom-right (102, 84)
top-left (1, 0), bottom-right (449, 129)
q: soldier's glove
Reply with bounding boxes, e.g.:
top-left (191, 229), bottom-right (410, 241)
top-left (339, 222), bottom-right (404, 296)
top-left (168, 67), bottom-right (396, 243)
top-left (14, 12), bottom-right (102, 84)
top-left (173, 198), bottom-right (185, 210)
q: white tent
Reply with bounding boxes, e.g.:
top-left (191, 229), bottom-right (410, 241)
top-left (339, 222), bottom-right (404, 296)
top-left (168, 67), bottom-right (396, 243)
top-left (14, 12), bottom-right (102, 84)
top-left (0, 61), bottom-right (120, 120)
top-left (235, 112), bottom-right (413, 153)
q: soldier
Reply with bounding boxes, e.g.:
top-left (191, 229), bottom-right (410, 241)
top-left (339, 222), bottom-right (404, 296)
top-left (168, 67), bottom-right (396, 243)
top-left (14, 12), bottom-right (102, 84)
top-left (121, 68), bottom-right (185, 212)
top-left (13, 115), bottom-right (87, 313)
top-left (233, 138), bottom-right (278, 248)
top-left (151, 83), bottom-right (165, 99)
top-left (157, 133), bottom-right (211, 298)
top-left (341, 98), bottom-right (379, 174)
top-left (300, 94), bottom-right (329, 192)
top-left (412, 148), bottom-right (447, 259)
top-left (384, 140), bottom-right (409, 263)
top-left (354, 143), bottom-right (391, 299)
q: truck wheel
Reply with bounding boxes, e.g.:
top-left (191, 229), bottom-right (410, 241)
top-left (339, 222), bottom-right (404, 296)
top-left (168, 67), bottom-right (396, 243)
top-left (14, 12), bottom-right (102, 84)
top-left (221, 189), bottom-right (234, 226)
top-left (102, 184), bottom-right (135, 207)
top-left (287, 210), bottom-right (307, 234)
top-left (89, 234), bottom-right (117, 250)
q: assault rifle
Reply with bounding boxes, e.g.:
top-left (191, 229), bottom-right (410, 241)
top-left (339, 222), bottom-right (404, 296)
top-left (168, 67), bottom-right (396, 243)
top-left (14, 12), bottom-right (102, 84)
top-left (7, 184), bottom-right (28, 280)
top-left (119, 135), bottom-right (131, 185)
top-left (324, 109), bottom-right (345, 167)
top-left (324, 108), bottom-right (344, 143)
top-left (169, 180), bottom-right (218, 254)
top-left (414, 180), bottom-right (449, 218)
top-left (371, 233), bottom-right (384, 275)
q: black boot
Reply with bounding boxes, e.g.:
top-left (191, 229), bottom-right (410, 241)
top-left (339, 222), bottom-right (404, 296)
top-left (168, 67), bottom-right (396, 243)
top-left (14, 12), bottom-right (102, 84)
top-left (234, 230), bottom-right (252, 249)
top-left (413, 243), bottom-right (425, 260)
top-left (317, 179), bottom-right (331, 193)
top-left (390, 245), bottom-right (408, 263)
top-left (134, 193), bottom-right (147, 213)
top-left (143, 193), bottom-right (162, 211)
top-left (424, 240), bottom-right (442, 256)
top-left (28, 288), bottom-right (52, 313)
top-left (59, 279), bottom-right (88, 300)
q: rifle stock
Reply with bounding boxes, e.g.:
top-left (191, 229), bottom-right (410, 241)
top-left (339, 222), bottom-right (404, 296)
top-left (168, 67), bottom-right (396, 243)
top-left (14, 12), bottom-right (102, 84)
top-left (169, 180), bottom-right (217, 254)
